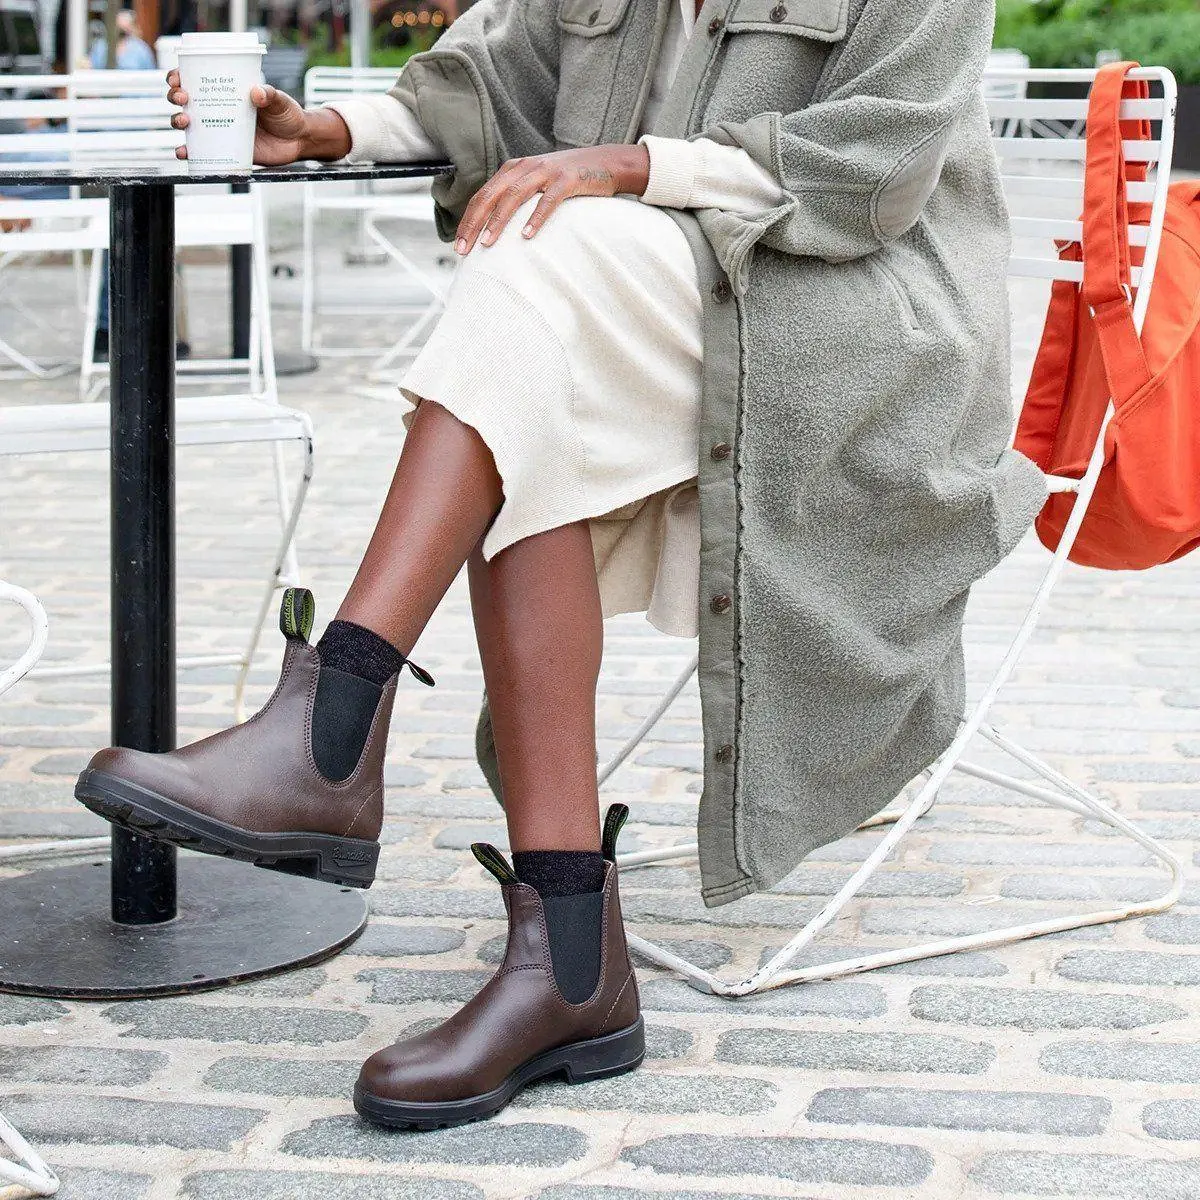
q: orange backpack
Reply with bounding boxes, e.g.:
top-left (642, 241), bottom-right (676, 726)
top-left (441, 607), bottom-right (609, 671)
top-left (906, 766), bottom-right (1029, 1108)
top-left (1015, 61), bottom-right (1200, 570)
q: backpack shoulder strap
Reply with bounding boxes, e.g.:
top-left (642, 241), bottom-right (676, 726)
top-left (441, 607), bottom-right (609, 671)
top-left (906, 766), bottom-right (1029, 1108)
top-left (1082, 61), bottom-right (1154, 407)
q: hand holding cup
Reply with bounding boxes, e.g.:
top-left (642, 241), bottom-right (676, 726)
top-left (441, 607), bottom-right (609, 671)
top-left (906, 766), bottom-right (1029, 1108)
top-left (167, 69), bottom-right (309, 166)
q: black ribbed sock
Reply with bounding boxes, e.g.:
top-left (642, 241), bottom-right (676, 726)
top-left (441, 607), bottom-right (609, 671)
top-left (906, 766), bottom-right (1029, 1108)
top-left (317, 619), bottom-right (407, 685)
top-left (514, 850), bottom-right (606, 1004)
top-left (512, 850), bottom-right (605, 896)
top-left (311, 620), bottom-right (406, 783)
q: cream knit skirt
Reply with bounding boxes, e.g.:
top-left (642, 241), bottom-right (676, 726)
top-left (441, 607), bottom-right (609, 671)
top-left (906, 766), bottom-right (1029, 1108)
top-left (400, 194), bottom-right (703, 638)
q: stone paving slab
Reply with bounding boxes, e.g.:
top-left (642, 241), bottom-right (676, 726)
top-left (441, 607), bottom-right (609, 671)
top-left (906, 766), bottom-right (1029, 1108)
top-left (0, 206), bottom-right (1197, 1199)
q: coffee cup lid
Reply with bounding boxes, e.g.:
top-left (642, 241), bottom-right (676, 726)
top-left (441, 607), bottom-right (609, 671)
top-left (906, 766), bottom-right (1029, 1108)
top-left (178, 31), bottom-right (265, 51)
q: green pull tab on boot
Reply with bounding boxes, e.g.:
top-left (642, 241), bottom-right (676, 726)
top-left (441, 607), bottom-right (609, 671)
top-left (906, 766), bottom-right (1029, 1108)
top-left (279, 587), bottom-right (316, 643)
top-left (472, 842), bottom-right (520, 886)
top-left (602, 803), bottom-right (630, 862)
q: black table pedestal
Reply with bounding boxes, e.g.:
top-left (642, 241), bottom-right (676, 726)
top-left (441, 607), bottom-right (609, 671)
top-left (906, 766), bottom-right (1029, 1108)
top-left (0, 181), bottom-right (365, 1000)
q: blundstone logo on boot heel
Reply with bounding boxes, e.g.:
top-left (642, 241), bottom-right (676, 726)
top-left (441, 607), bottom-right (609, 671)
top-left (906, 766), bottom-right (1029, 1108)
top-left (332, 847), bottom-right (372, 866)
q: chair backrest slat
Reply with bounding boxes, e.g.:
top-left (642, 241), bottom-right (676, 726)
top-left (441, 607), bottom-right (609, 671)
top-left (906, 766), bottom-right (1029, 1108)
top-left (0, 72), bottom-right (180, 167)
top-left (984, 65), bottom-right (1177, 314)
top-left (988, 97), bottom-right (1162, 122)
top-left (304, 66), bottom-right (401, 107)
top-left (1010, 215), bottom-right (1152, 248)
top-left (1000, 173), bottom-right (1159, 206)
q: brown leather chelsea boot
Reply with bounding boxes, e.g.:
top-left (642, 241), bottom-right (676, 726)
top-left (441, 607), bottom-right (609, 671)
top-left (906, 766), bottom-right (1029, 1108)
top-left (74, 588), bottom-right (431, 889)
top-left (354, 804), bottom-right (644, 1129)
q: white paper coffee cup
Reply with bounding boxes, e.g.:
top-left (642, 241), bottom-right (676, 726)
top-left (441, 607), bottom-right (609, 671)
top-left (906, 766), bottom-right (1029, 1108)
top-left (175, 32), bottom-right (266, 171)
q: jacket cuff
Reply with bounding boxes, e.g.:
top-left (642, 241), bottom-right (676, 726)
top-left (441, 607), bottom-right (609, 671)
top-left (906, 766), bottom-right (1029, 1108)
top-left (638, 135), bottom-right (696, 208)
top-left (324, 96), bottom-right (395, 164)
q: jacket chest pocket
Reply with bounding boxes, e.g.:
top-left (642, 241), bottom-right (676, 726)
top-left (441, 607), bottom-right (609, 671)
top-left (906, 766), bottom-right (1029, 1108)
top-left (554, 0), bottom-right (634, 146)
top-left (723, 0), bottom-right (848, 40)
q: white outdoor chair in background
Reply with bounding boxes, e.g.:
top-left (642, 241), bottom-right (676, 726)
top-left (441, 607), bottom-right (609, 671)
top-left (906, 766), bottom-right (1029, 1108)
top-left (0, 82), bottom-right (314, 719)
top-left (610, 67), bottom-right (1183, 997)
top-left (985, 49), bottom-right (1030, 137)
top-left (0, 73), bottom-right (176, 379)
top-left (300, 66), bottom-right (447, 376)
top-left (0, 583), bottom-right (61, 1198)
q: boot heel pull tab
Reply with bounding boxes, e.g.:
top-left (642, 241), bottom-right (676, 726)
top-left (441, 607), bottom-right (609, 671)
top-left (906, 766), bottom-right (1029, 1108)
top-left (279, 588), bottom-right (316, 643)
top-left (602, 804), bottom-right (630, 862)
top-left (404, 660), bottom-right (436, 688)
top-left (472, 843), bottom-right (519, 886)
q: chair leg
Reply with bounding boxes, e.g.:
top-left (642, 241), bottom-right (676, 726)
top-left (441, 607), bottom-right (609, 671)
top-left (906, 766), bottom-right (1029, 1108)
top-left (0, 581), bottom-right (49, 698)
top-left (0, 1112), bottom-right (60, 1197)
top-left (233, 431), bottom-right (313, 722)
top-left (362, 212), bottom-right (449, 380)
top-left (612, 418), bottom-right (1183, 995)
top-left (271, 441), bottom-right (301, 586)
top-left (300, 187), bottom-right (316, 356)
top-left (78, 249), bottom-right (103, 402)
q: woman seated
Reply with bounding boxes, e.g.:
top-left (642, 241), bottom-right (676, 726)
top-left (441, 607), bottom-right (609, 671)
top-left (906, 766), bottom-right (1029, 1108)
top-left (76, 0), bottom-right (1044, 1130)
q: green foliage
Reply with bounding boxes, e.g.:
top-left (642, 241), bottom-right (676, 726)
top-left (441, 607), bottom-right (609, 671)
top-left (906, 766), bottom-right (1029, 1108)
top-left (273, 21), bottom-right (439, 71)
top-left (995, 1), bottom-right (1200, 85)
top-left (304, 42), bottom-right (431, 70)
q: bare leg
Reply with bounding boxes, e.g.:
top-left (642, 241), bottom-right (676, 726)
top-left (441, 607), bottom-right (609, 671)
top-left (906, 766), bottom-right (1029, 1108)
top-left (469, 526), bottom-right (603, 853)
top-left (332, 394), bottom-right (604, 851)
top-left (337, 399), bottom-right (502, 654)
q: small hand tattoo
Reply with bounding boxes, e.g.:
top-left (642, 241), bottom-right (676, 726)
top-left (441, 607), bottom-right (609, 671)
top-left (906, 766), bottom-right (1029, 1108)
top-left (577, 167), bottom-right (614, 186)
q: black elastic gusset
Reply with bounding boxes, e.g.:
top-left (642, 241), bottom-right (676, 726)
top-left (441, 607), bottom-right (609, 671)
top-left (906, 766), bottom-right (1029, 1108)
top-left (540, 891), bottom-right (605, 1005)
top-left (311, 666), bottom-right (384, 783)
top-left (512, 850), bottom-right (605, 897)
top-left (316, 619), bottom-right (407, 688)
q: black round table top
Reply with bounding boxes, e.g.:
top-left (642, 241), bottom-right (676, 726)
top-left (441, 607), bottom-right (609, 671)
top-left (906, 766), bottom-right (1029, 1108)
top-left (0, 160), bottom-right (452, 187)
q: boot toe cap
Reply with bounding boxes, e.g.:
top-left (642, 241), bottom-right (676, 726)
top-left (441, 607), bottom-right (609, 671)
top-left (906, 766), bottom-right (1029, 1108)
top-left (357, 1037), bottom-right (474, 1105)
top-left (79, 745), bottom-right (189, 799)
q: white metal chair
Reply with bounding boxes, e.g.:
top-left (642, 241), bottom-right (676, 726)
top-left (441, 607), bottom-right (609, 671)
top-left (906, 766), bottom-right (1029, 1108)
top-left (0, 195), bottom-right (314, 720)
top-left (985, 49), bottom-right (1030, 138)
top-left (611, 67), bottom-right (1184, 996)
top-left (0, 584), bottom-right (61, 1198)
top-left (0, 73), bottom-right (176, 379)
top-left (0, 83), bottom-right (314, 718)
top-left (300, 66), bottom-right (447, 375)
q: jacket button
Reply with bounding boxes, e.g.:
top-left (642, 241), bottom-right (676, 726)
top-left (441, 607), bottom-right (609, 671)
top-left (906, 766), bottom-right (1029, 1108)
top-left (710, 441), bottom-right (732, 461)
top-left (711, 594), bottom-right (732, 615)
top-left (707, 16), bottom-right (724, 35)
top-left (770, 3), bottom-right (788, 21)
top-left (715, 744), bottom-right (734, 765)
top-left (711, 278), bottom-right (732, 303)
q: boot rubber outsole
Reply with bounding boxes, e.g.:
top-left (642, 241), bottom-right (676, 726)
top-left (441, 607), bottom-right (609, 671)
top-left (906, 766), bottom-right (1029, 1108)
top-left (353, 1016), bottom-right (646, 1130)
top-left (74, 768), bottom-right (379, 889)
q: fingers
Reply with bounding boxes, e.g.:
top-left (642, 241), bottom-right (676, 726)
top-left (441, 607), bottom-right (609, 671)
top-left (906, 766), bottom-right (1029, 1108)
top-left (170, 111), bottom-right (190, 131)
top-left (166, 68), bottom-right (179, 88)
top-left (175, 145), bottom-right (188, 160)
top-left (250, 83), bottom-right (279, 110)
top-left (522, 183), bottom-right (570, 239)
top-left (479, 174), bottom-right (547, 248)
top-left (455, 160), bottom-right (544, 255)
top-left (167, 85), bottom-right (189, 106)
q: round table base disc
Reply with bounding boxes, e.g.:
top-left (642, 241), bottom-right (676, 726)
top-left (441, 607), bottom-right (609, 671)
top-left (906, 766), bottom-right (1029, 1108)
top-left (0, 856), bottom-right (367, 999)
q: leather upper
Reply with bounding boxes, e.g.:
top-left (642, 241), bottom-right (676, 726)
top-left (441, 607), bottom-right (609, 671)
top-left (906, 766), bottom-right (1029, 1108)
top-left (84, 640), bottom-right (396, 841)
top-left (358, 861), bottom-right (639, 1103)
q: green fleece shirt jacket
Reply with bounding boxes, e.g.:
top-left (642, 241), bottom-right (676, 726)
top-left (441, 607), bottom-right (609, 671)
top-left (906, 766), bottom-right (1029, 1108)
top-left (395, 0), bottom-right (1047, 906)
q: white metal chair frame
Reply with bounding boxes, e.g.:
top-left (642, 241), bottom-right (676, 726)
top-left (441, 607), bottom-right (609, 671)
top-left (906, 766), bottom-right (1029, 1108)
top-left (610, 67), bottom-right (1185, 997)
top-left (300, 66), bottom-right (446, 375)
top-left (1, 194), bottom-right (313, 720)
top-left (0, 72), bottom-right (174, 380)
top-left (0, 85), bottom-right (314, 717)
top-left (0, 583), bottom-right (62, 1198)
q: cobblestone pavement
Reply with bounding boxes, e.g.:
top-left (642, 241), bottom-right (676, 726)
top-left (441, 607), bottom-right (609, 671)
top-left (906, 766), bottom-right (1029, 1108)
top-left (0, 196), bottom-right (1197, 1200)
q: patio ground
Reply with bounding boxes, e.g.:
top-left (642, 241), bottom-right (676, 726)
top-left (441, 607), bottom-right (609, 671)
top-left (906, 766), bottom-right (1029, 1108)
top-left (1, 193), bottom-right (1198, 1200)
